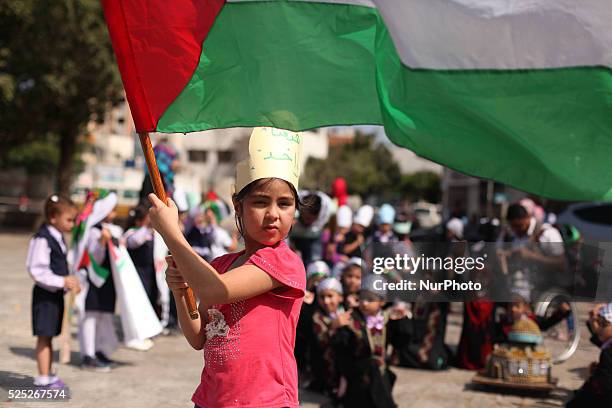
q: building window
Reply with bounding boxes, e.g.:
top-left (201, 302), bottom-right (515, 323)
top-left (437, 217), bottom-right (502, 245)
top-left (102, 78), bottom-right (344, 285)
top-left (218, 150), bottom-right (233, 163)
top-left (123, 190), bottom-right (139, 199)
top-left (188, 150), bottom-right (208, 162)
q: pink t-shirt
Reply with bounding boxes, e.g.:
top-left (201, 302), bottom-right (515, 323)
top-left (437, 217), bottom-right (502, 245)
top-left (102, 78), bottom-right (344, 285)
top-left (192, 241), bottom-right (305, 408)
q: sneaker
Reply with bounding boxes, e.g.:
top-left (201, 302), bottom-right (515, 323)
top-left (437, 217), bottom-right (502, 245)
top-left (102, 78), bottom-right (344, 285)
top-left (34, 376), bottom-right (67, 389)
top-left (80, 356), bottom-right (111, 372)
top-left (47, 378), bottom-right (67, 388)
top-left (95, 351), bottom-right (117, 367)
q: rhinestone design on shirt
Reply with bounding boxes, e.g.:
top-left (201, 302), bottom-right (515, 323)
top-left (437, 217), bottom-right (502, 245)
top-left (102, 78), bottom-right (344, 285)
top-left (204, 300), bottom-right (245, 368)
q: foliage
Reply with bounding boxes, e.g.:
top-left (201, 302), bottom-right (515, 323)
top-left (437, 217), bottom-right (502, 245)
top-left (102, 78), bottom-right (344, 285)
top-left (0, 137), bottom-right (59, 174)
top-left (0, 0), bottom-right (122, 194)
top-left (400, 171), bottom-right (441, 203)
top-left (302, 133), bottom-right (402, 201)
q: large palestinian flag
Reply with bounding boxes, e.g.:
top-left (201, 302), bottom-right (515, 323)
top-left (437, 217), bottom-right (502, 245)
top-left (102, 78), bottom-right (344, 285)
top-left (102, 0), bottom-right (612, 201)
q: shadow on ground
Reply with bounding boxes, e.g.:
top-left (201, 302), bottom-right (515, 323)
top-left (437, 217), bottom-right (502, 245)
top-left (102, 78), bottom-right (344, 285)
top-left (464, 382), bottom-right (574, 406)
top-left (0, 370), bottom-right (35, 390)
top-left (9, 346), bottom-right (134, 368)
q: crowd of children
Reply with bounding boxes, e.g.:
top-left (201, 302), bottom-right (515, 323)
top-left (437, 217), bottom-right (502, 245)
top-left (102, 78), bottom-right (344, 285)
top-left (25, 188), bottom-right (238, 386)
top-left (24, 129), bottom-right (610, 407)
top-left (289, 197), bottom-right (610, 407)
top-left (292, 197), bottom-right (451, 407)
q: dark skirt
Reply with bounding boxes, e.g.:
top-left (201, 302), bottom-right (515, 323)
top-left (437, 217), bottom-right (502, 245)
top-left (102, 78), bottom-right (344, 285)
top-left (85, 273), bottom-right (116, 313)
top-left (339, 361), bottom-right (397, 408)
top-left (32, 285), bottom-right (64, 337)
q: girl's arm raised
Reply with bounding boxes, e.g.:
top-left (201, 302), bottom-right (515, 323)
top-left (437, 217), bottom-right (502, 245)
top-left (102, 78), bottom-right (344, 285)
top-left (173, 290), bottom-right (208, 350)
top-left (149, 194), bottom-right (282, 305)
top-left (166, 262), bottom-right (207, 349)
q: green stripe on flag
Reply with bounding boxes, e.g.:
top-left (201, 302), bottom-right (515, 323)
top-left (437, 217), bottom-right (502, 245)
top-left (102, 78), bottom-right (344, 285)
top-left (90, 254), bottom-right (110, 281)
top-left (158, 2), bottom-right (382, 132)
top-left (158, 2), bottom-right (612, 200)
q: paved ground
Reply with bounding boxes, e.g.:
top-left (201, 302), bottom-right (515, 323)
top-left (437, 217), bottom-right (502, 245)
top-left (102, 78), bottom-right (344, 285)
top-left (0, 232), bottom-right (600, 407)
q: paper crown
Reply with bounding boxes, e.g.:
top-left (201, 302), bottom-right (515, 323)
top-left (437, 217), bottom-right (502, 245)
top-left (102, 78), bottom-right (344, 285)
top-left (234, 127), bottom-right (303, 194)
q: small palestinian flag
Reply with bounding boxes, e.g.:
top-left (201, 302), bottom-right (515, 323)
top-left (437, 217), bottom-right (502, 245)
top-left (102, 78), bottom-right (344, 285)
top-left (72, 192), bottom-right (117, 288)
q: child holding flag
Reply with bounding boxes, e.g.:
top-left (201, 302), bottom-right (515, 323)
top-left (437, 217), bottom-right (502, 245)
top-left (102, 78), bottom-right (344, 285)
top-left (149, 128), bottom-right (306, 407)
top-left (74, 193), bottom-right (162, 358)
top-left (77, 193), bottom-right (119, 371)
top-left (27, 195), bottom-right (80, 388)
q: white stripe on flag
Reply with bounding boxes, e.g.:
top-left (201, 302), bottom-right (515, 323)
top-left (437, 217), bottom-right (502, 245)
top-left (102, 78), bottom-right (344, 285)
top-left (375, 0), bottom-right (612, 70)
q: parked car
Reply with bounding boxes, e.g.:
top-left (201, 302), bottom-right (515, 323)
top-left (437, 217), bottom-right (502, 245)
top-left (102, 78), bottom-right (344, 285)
top-left (557, 202), bottom-right (612, 243)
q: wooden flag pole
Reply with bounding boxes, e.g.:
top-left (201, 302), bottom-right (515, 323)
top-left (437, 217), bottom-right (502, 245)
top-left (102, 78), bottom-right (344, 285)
top-left (58, 291), bottom-right (75, 363)
top-left (139, 132), bottom-right (199, 320)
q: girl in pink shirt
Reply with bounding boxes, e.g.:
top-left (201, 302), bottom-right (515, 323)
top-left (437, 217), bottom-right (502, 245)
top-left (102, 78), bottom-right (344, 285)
top-left (149, 129), bottom-right (306, 407)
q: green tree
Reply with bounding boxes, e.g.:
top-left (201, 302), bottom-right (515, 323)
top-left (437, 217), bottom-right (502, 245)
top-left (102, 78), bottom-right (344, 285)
top-left (302, 133), bottom-right (402, 201)
top-left (0, 0), bottom-right (122, 195)
top-left (0, 138), bottom-right (59, 174)
top-left (399, 171), bottom-right (441, 203)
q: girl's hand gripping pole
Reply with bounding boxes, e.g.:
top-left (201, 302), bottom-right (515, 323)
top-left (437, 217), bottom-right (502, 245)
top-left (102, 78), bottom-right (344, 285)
top-left (139, 132), bottom-right (199, 320)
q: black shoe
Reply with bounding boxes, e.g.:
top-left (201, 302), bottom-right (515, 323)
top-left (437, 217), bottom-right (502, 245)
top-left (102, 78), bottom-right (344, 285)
top-left (81, 356), bottom-right (111, 372)
top-left (95, 351), bottom-right (116, 366)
